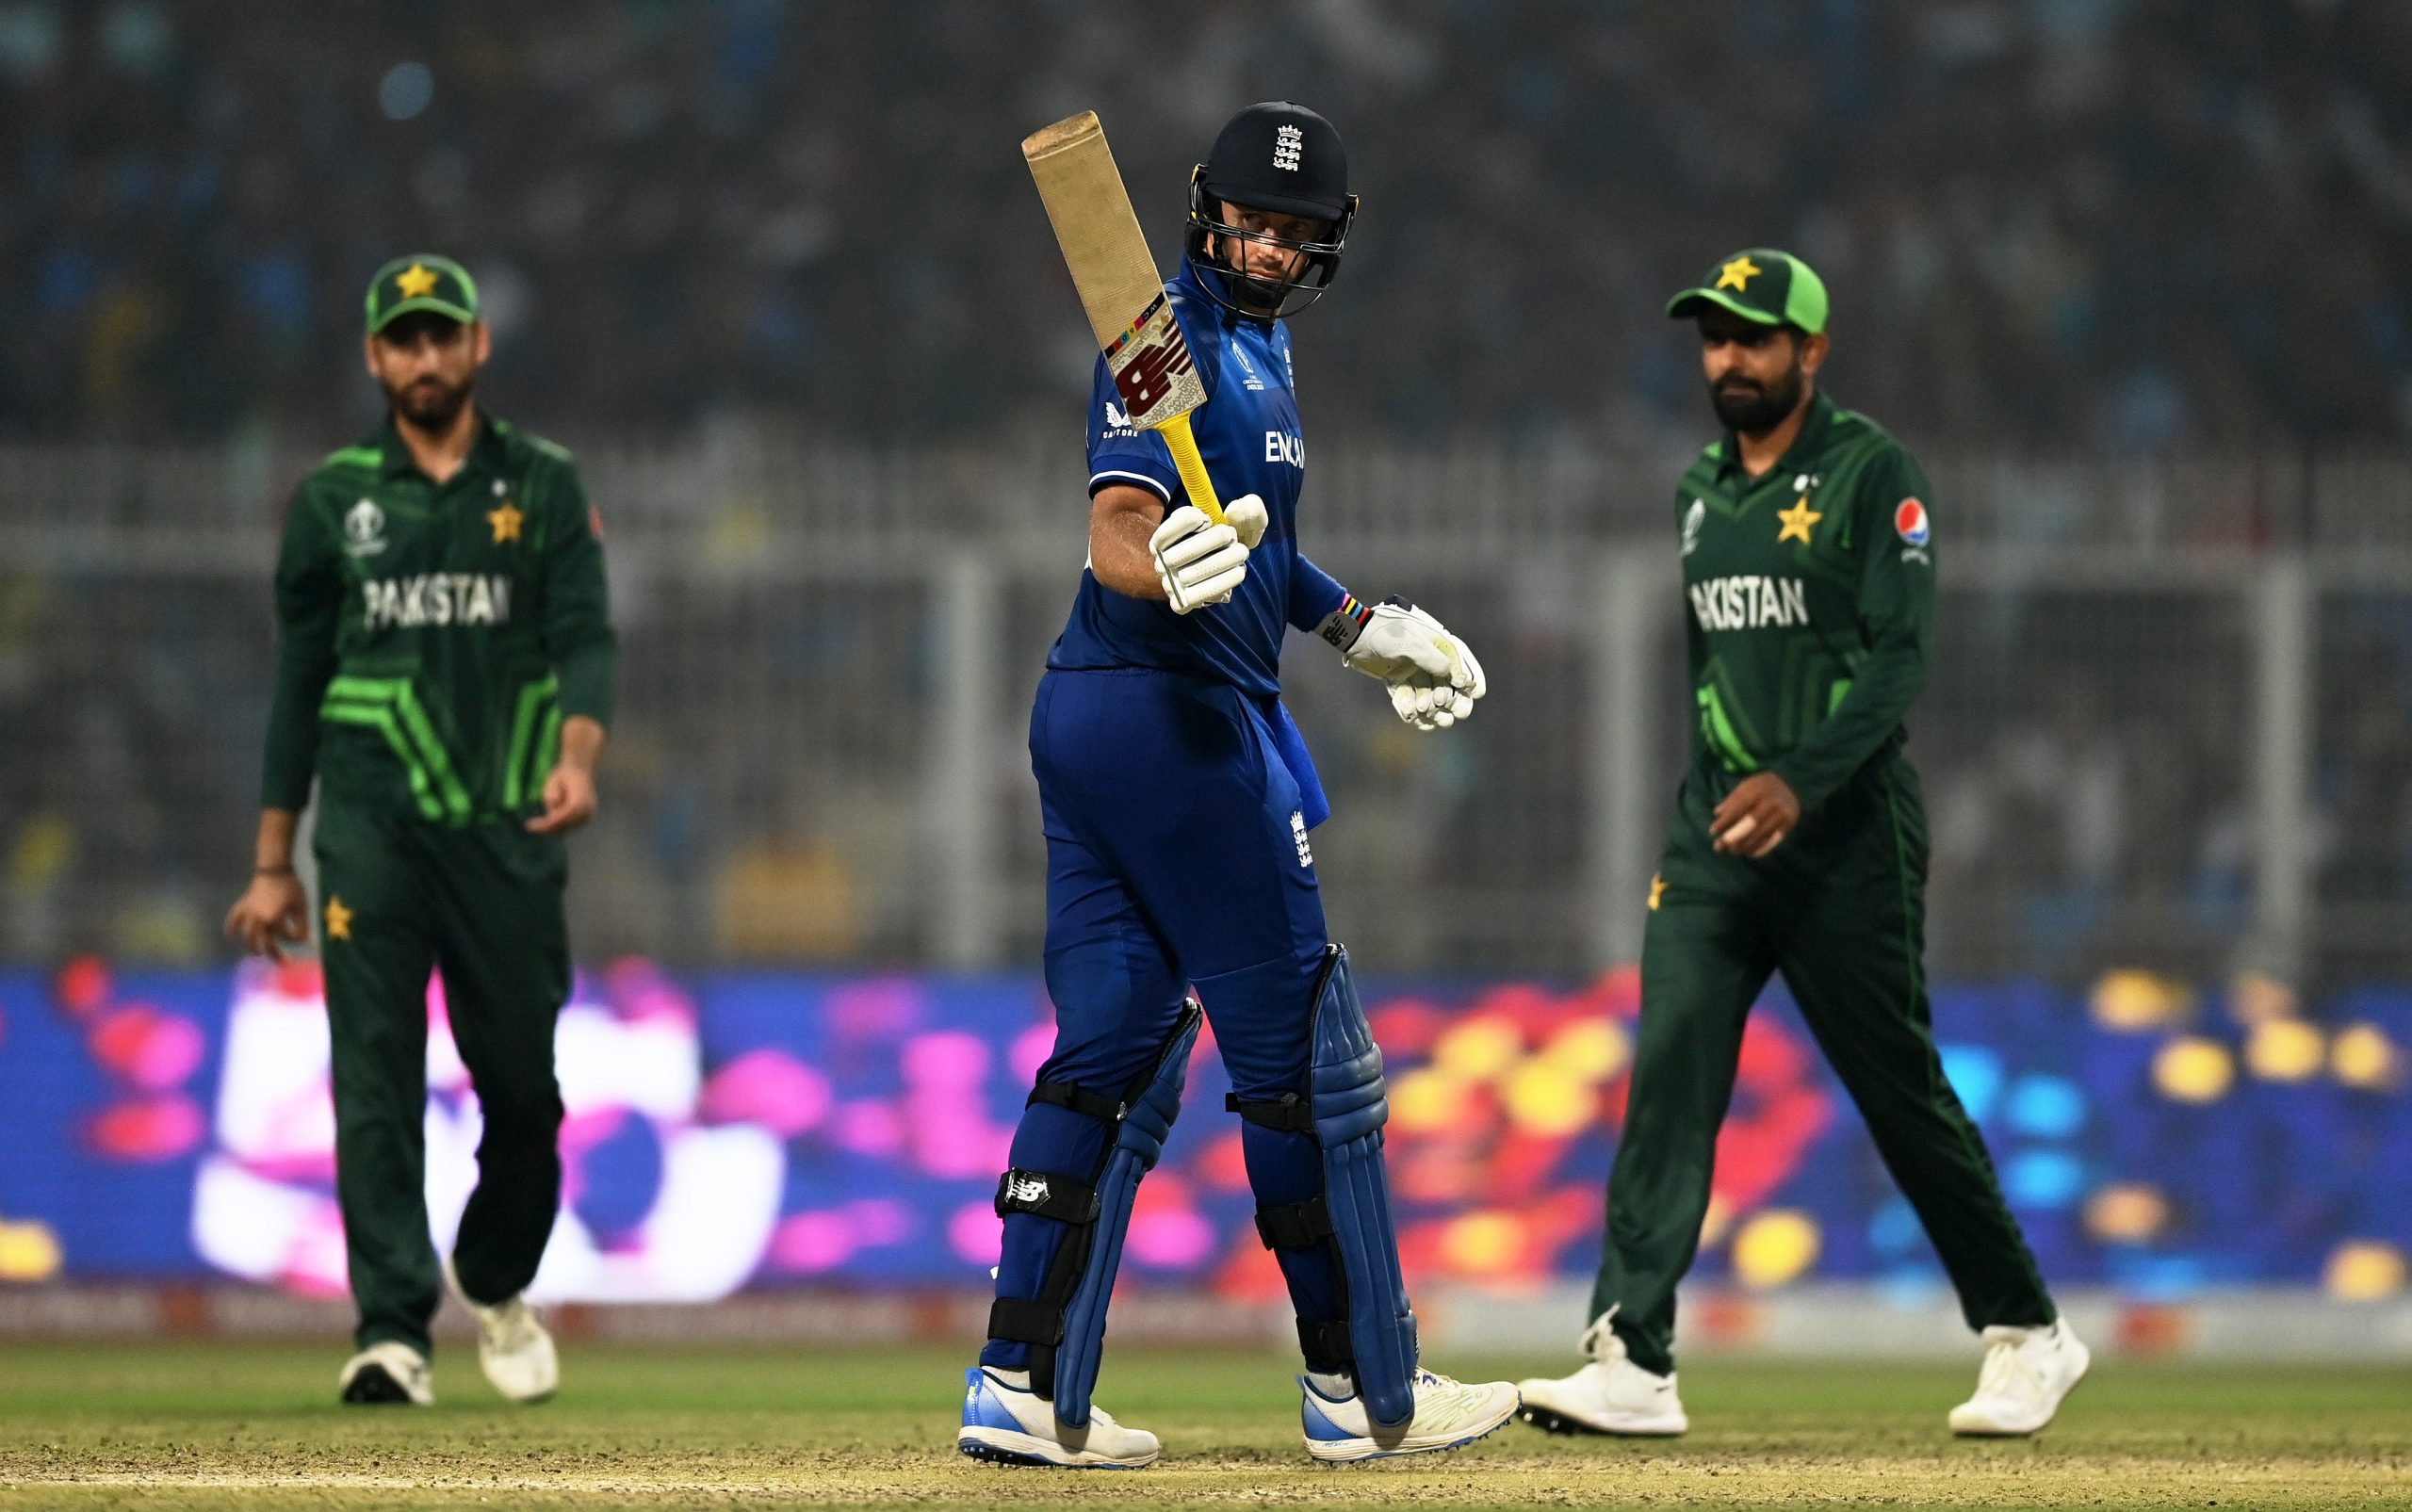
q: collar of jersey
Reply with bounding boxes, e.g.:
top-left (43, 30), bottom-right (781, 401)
top-left (1716, 389), bottom-right (1837, 489)
top-left (373, 412), bottom-right (511, 483)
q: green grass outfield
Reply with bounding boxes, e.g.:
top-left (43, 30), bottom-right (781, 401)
top-left (1, 1341), bottom-right (2405, 1509)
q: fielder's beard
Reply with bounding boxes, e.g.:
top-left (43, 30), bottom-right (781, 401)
top-left (385, 374), bottom-right (475, 433)
top-left (1710, 364), bottom-right (1806, 436)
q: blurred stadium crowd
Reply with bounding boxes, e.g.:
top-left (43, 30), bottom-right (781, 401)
top-left (3, 0), bottom-right (2407, 447)
top-left (6, 0), bottom-right (2412, 999)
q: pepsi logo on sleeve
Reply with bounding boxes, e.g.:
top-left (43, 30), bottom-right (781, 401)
top-left (1895, 498), bottom-right (1931, 545)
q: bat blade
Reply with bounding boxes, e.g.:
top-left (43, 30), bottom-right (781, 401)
top-left (1022, 111), bottom-right (1210, 437)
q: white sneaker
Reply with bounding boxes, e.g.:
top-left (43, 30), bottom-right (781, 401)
top-left (446, 1259), bottom-right (559, 1404)
top-left (1949, 1318), bottom-right (2090, 1436)
top-left (1516, 1314), bottom-right (1687, 1436)
top-left (1299, 1367), bottom-right (1520, 1462)
top-left (337, 1341), bottom-right (432, 1406)
top-left (957, 1367), bottom-right (1161, 1469)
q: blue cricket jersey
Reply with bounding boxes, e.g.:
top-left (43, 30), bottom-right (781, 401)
top-left (1048, 259), bottom-right (1350, 700)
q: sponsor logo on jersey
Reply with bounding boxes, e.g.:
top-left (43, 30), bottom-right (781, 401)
top-left (1265, 431), bottom-right (1304, 467)
top-left (1291, 810), bottom-right (1313, 868)
top-left (1681, 498), bottom-right (1706, 558)
top-left (1274, 124), bottom-right (1304, 171)
top-left (1895, 497), bottom-right (1931, 545)
top-left (362, 574), bottom-right (513, 630)
top-left (344, 499), bottom-right (386, 557)
top-left (1102, 400), bottom-right (1137, 438)
top-left (1689, 575), bottom-right (1810, 631)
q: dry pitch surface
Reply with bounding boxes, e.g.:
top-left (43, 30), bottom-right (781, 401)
top-left (0, 1342), bottom-right (2405, 1509)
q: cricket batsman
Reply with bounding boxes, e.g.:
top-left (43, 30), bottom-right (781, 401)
top-left (1517, 251), bottom-right (2089, 1439)
top-left (956, 103), bottom-right (1519, 1467)
top-left (223, 255), bottom-right (614, 1406)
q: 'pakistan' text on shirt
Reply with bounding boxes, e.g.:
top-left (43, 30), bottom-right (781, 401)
top-left (363, 573), bottom-right (513, 630)
top-left (1688, 574), bottom-right (1809, 631)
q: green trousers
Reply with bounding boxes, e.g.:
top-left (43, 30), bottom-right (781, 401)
top-left (1589, 758), bottom-right (2053, 1374)
top-left (313, 790), bottom-right (570, 1355)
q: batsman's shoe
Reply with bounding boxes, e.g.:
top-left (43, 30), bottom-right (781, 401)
top-left (446, 1260), bottom-right (558, 1404)
top-left (1516, 1319), bottom-right (1687, 1437)
top-left (956, 1367), bottom-right (1160, 1469)
top-left (1298, 1368), bottom-right (1520, 1462)
top-left (1949, 1319), bottom-right (2090, 1437)
top-left (337, 1341), bottom-right (432, 1406)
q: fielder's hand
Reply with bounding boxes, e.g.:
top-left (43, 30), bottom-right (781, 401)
top-left (1710, 772), bottom-right (1800, 858)
top-left (1344, 600), bottom-right (1487, 730)
top-left (224, 871), bottom-right (310, 962)
top-left (1150, 496), bottom-right (1263, 613)
top-left (527, 760), bottom-right (598, 834)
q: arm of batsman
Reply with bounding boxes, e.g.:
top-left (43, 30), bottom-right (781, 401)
top-left (1344, 600), bottom-right (1488, 729)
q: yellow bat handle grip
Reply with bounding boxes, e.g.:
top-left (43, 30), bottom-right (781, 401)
top-left (1155, 411), bottom-right (1225, 525)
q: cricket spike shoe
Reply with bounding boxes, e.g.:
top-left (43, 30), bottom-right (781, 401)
top-left (1515, 1314), bottom-right (1687, 1436)
top-left (956, 1367), bottom-right (1161, 1469)
top-left (1948, 1318), bottom-right (2090, 1436)
top-left (446, 1259), bottom-right (559, 1404)
top-left (1298, 1368), bottom-right (1521, 1462)
top-left (337, 1341), bottom-right (433, 1406)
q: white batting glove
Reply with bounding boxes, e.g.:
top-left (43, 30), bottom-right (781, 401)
top-left (1343, 600), bottom-right (1487, 730)
top-left (1150, 499), bottom-right (1258, 614)
top-left (1222, 493), bottom-right (1269, 548)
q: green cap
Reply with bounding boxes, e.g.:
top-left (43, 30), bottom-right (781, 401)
top-left (364, 254), bottom-right (479, 333)
top-left (1665, 248), bottom-right (1828, 335)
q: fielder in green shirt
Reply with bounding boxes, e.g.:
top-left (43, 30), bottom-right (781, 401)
top-left (223, 255), bottom-right (614, 1408)
top-left (1517, 250), bottom-right (2088, 1439)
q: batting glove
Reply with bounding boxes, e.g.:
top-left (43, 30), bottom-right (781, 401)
top-left (1151, 495), bottom-right (1265, 613)
top-left (1341, 599), bottom-right (1487, 730)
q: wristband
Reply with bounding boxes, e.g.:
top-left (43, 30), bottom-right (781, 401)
top-left (253, 864), bottom-right (296, 877)
top-left (1315, 593), bottom-right (1375, 652)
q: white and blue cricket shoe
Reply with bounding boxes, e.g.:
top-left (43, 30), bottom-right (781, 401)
top-left (1299, 1367), bottom-right (1521, 1463)
top-left (956, 1366), bottom-right (1161, 1469)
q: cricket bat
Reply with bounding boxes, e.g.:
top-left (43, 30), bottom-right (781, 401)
top-left (1021, 110), bottom-right (1225, 524)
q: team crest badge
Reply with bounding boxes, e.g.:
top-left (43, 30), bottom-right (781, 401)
top-left (1895, 498), bottom-right (1931, 546)
top-left (1681, 498), bottom-right (1706, 557)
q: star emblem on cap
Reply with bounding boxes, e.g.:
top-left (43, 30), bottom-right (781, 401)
top-left (1716, 255), bottom-right (1763, 291)
top-left (324, 896), bottom-right (353, 941)
top-left (488, 501), bottom-right (523, 544)
top-left (395, 263), bottom-right (440, 300)
top-left (1777, 495), bottom-right (1823, 544)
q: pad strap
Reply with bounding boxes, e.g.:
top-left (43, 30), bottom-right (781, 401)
top-left (994, 1168), bottom-right (1100, 1224)
top-left (1226, 1090), bottom-right (1313, 1132)
top-left (1029, 1081), bottom-right (1127, 1124)
top-left (1298, 1318), bottom-right (1354, 1365)
top-left (988, 1297), bottom-right (1062, 1346)
top-left (1254, 1196), bottom-right (1335, 1251)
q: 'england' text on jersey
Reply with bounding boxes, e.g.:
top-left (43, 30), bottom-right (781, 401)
top-left (1689, 575), bottom-right (1809, 631)
top-left (363, 573), bottom-right (513, 630)
top-left (1264, 430), bottom-right (1303, 466)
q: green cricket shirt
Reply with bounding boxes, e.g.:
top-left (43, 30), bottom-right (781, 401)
top-left (1673, 391), bottom-right (1934, 811)
top-left (260, 415), bottom-right (616, 824)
